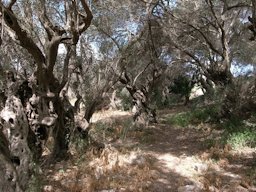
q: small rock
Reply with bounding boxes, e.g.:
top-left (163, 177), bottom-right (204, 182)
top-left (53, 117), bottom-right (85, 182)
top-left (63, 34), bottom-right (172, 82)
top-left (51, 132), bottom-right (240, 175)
top-left (43, 185), bottom-right (53, 192)
top-left (134, 156), bottom-right (146, 166)
top-left (194, 163), bottom-right (208, 172)
top-left (178, 185), bottom-right (202, 192)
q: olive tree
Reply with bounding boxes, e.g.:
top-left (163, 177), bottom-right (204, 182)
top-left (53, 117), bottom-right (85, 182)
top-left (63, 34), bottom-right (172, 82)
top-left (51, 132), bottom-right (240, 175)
top-left (0, 0), bottom-right (93, 162)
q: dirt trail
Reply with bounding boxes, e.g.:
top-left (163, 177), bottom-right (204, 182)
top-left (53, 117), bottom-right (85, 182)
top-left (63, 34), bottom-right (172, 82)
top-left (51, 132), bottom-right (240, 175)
top-left (140, 123), bottom-right (207, 191)
top-left (136, 110), bottom-right (256, 192)
top-left (41, 109), bottom-right (256, 192)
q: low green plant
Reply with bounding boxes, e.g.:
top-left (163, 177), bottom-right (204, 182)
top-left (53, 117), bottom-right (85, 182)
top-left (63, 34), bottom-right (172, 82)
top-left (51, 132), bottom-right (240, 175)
top-left (193, 106), bottom-right (219, 122)
top-left (220, 117), bottom-right (243, 131)
top-left (167, 112), bottom-right (192, 127)
top-left (90, 118), bottom-right (133, 141)
top-left (203, 138), bottom-right (217, 148)
top-left (226, 129), bottom-right (256, 149)
top-left (72, 137), bottom-right (89, 153)
top-left (167, 105), bottom-right (219, 127)
top-left (219, 117), bottom-right (256, 149)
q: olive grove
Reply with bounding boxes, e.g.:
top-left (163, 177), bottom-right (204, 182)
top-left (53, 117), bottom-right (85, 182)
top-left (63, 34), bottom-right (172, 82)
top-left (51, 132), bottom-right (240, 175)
top-left (0, 0), bottom-right (255, 191)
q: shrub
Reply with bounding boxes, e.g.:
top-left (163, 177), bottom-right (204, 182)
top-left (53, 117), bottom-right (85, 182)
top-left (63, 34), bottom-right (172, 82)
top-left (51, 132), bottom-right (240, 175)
top-left (167, 105), bottom-right (219, 127)
top-left (227, 129), bottom-right (256, 149)
top-left (221, 76), bottom-right (256, 119)
top-left (220, 118), bottom-right (256, 149)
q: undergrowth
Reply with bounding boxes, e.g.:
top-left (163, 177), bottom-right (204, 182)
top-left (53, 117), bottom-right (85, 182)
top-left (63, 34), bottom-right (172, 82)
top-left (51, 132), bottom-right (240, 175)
top-left (167, 105), bottom-right (256, 149)
top-left (166, 105), bottom-right (219, 127)
top-left (220, 118), bottom-right (256, 149)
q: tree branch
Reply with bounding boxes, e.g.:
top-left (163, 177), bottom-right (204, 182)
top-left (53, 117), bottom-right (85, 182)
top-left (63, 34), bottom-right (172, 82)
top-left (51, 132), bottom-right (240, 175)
top-left (78, 0), bottom-right (93, 33)
top-left (0, 3), bottom-right (45, 66)
top-left (7, 0), bottom-right (17, 10)
top-left (39, 0), bottom-right (65, 40)
top-left (170, 12), bottom-right (223, 57)
top-left (59, 46), bottom-right (72, 91)
top-left (133, 62), bottom-right (151, 86)
top-left (95, 25), bottom-right (121, 51)
top-left (221, 0), bottom-right (250, 13)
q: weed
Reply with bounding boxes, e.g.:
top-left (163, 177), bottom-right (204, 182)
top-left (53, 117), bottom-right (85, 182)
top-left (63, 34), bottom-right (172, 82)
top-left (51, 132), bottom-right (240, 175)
top-left (166, 112), bottom-right (191, 127)
top-left (246, 166), bottom-right (256, 186)
top-left (89, 118), bottom-right (133, 142)
top-left (114, 118), bottom-right (133, 140)
top-left (227, 129), bottom-right (256, 149)
top-left (219, 118), bottom-right (256, 149)
top-left (166, 105), bottom-right (219, 127)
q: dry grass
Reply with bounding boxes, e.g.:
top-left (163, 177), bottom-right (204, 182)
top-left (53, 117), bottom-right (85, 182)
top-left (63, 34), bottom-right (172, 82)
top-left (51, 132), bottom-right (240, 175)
top-left (39, 109), bottom-right (256, 192)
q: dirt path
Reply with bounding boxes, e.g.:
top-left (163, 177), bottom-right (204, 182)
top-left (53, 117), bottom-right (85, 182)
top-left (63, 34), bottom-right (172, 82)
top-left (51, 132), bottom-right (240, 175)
top-left (135, 111), bottom-right (256, 192)
top-left (41, 109), bottom-right (256, 192)
top-left (140, 123), bottom-right (208, 191)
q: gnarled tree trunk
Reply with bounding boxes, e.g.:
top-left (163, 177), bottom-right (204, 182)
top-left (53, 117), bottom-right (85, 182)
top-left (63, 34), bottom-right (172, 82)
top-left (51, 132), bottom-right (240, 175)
top-left (0, 0), bottom-right (93, 162)
top-left (0, 130), bottom-right (23, 192)
top-left (120, 71), bottom-right (157, 125)
top-left (0, 96), bottom-right (32, 190)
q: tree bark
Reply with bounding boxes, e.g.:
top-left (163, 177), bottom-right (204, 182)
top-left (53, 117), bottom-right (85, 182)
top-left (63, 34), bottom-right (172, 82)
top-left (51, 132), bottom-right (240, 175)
top-left (0, 96), bottom-right (32, 190)
top-left (0, 130), bottom-right (23, 192)
top-left (51, 97), bottom-right (69, 161)
top-left (0, 0), bottom-right (93, 162)
top-left (84, 100), bottom-right (99, 122)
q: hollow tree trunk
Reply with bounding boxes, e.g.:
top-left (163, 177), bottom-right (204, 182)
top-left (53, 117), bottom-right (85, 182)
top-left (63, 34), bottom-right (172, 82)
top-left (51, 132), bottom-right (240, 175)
top-left (0, 0), bottom-right (93, 163)
top-left (0, 96), bottom-right (32, 190)
top-left (0, 130), bottom-right (23, 192)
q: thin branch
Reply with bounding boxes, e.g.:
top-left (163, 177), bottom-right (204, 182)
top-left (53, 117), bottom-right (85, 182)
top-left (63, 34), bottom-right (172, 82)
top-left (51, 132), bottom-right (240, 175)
top-left (171, 40), bottom-right (207, 74)
top-left (39, 0), bottom-right (65, 40)
top-left (133, 62), bottom-right (151, 86)
top-left (188, 22), bottom-right (222, 57)
top-left (7, 0), bottom-right (16, 10)
top-left (205, 0), bottom-right (222, 29)
top-left (221, 0), bottom-right (250, 13)
top-left (168, 11), bottom-right (223, 57)
top-left (78, 0), bottom-right (93, 33)
top-left (205, 0), bottom-right (231, 63)
top-left (95, 25), bottom-right (121, 51)
top-left (252, 0), bottom-right (256, 24)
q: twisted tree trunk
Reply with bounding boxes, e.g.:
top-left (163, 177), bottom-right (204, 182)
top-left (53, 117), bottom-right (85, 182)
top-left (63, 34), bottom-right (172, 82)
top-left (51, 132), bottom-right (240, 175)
top-left (0, 0), bottom-right (93, 162)
top-left (0, 96), bottom-right (32, 190)
top-left (0, 131), bottom-right (23, 192)
top-left (120, 71), bottom-right (157, 125)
